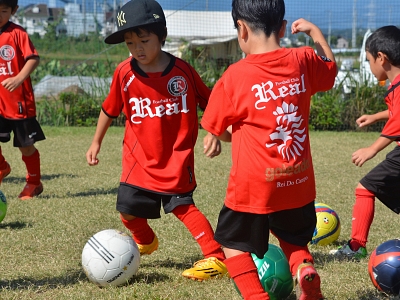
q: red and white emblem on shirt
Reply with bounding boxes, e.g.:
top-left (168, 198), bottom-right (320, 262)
top-left (168, 76), bottom-right (188, 96)
top-left (0, 45), bottom-right (15, 61)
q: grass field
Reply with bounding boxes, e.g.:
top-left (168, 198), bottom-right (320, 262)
top-left (1, 126), bottom-right (399, 300)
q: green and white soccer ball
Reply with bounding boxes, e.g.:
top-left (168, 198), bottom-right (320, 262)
top-left (0, 190), bottom-right (7, 223)
top-left (234, 244), bottom-right (294, 299)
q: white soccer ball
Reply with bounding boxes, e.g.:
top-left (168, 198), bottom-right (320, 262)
top-left (82, 229), bottom-right (140, 287)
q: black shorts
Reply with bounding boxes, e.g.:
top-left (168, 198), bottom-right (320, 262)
top-left (214, 201), bottom-right (316, 259)
top-left (116, 183), bottom-right (195, 219)
top-left (0, 116), bottom-right (46, 147)
top-left (360, 145), bottom-right (400, 213)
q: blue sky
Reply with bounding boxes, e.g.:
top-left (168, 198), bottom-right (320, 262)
top-left (18, 0), bottom-right (400, 30)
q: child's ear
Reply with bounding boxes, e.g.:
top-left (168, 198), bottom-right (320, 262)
top-left (237, 20), bottom-right (248, 40)
top-left (278, 20), bottom-right (287, 38)
top-left (377, 52), bottom-right (388, 65)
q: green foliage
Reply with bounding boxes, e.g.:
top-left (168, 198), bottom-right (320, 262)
top-left (310, 84), bottom-right (387, 131)
top-left (36, 92), bottom-right (102, 126)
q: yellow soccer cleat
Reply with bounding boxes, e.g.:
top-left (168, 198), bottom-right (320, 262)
top-left (137, 235), bottom-right (159, 255)
top-left (182, 257), bottom-right (228, 281)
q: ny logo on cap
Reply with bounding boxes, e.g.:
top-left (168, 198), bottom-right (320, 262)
top-left (153, 14), bottom-right (160, 19)
top-left (117, 11), bottom-right (126, 27)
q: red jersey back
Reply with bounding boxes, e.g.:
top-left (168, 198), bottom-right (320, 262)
top-left (201, 47), bottom-right (337, 214)
top-left (0, 22), bottom-right (39, 119)
top-left (381, 74), bottom-right (400, 145)
top-left (102, 53), bottom-right (210, 194)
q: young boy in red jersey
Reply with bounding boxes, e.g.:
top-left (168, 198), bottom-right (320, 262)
top-left (0, 0), bottom-right (45, 200)
top-left (86, 0), bottom-right (227, 281)
top-left (201, 0), bottom-right (337, 299)
top-left (330, 26), bottom-right (400, 260)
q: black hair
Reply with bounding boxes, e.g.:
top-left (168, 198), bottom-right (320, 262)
top-left (131, 22), bottom-right (167, 46)
top-left (365, 25), bottom-right (400, 67)
top-left (0, 0), bottom-right (18, 10)
top-left (232, 0), bottom-right (285, 37)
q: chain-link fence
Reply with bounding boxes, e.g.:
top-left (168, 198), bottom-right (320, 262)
top-left (9, 0), bottom-right (400, 128)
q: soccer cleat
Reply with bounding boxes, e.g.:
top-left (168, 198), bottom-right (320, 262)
top-left (0, 163), bottom-right (11, 185)
top-left (295, 263), bottom-right (324, 300)
top-left (182, 257), bottom-right (228, 281)
top-left (18, 182), bottom-right (43, 200)
top-left (329, 241), bottom-right (367, 260)
top-left (137, 235), bottom-right (158, 255)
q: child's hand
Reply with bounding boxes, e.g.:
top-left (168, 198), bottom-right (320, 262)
top-left (86, 144), bottom-right (101, 166)
top-left (1, 77), bottom-right (23, 92)
top-left (203, 132), bottom-right (221, 158)
top-left (291, 18), bottom-right (316, 36)
top-left (356, 114), bottom-right (374, 127)
top-left (352, 147), bottom-right (377, 167)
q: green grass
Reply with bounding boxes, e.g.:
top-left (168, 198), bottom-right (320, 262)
top-left (0, 127), bottom-right (398, 299)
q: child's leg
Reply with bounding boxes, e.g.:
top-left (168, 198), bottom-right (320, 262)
top-left (277, 237), bottom-right (323, 300)
top-left (18, 146), bottom-right (43, 199)
top-left (0, 146), bottom-right (11, 184)
top-left (172, 204), bottom-right (224, 260)
top-left (349, 185), bottom-right (375, 250)
top-left (20, 145), bottom-right (41, 185)
top-left (120, 213), bottom-right (158, 255)
top-left (224, 249), bottom-right (269, 300)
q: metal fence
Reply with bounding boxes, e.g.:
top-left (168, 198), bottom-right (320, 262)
top-left (9, 0), bottom-right (400, 127)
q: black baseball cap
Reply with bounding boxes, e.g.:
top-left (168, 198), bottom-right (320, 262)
top-left (105, 0), bottom-right (166, 44)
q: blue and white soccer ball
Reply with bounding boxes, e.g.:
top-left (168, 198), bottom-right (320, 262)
top-left (82, 229), bottom-right (140, 287)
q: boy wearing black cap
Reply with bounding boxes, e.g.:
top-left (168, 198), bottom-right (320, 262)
top-left (86, 0), bottom-right (227, 281)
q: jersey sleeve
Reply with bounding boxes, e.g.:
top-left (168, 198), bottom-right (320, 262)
top-left (201, 77), bottom-right (238, 135)
top-left (304, 48), bottom-right (337, 95)
top-left (102, 67), bottom-right (124, 118)
top-left (182, 61), bottom-right (210, 110)
top-left (17, 28), bottom-right (39, 59)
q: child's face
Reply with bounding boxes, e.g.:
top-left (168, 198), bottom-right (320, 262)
top-left (366, 51), bottom-right (387, 81)
top-left (124, 30), bottom-right (163, 67)
top-left (0, 4), bottom-right (17, 29)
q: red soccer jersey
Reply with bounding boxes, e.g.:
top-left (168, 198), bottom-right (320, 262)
top-left (0, 22), bottom-right (39, 119)
top-left (102, 53), bottom-right (210, 194)
top-left (381, 74), bottom-right (400, 145)
top-left (201, 47), bottom-right (337, 214)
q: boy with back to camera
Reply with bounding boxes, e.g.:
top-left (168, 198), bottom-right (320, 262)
top-left (86, 0), bottom-right (228, 281)
top-left (330, 26), bottom-right (400, 260)
top-left (0, 0), bottom-right (45, 200)
top-left (201, 0), bottom-right (337, 299)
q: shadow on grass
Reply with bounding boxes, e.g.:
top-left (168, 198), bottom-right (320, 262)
top-left (0, 268), bottom-right (171, 290)
top-left (67, 187), bottom-right (118, 197)
top-left (0, 269), bottom-right (86, 290)
top-left (356, 289), bottom-right (392, 300)
top-left (2, 173), bottom-right (75, 185)
top-left (0, 220), bottom-right (31, 230)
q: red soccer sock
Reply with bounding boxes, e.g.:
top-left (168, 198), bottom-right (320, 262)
top-left (0, 147), bottom-right (7, 170)
top-left (120, 215), bottom-right (155, 245)
top-left (22, 149), bottom-right (41, 185)
top-left (277, 237), bottom-right (314, 276)
top-left (350, 188), bottom-right (375, 250)
top-left (224, 252), bottom-right (270, 300)
top-left (172, 204), bottom-right (225, 261)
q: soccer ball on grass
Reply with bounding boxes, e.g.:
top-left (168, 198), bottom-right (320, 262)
top-left (82, 229), bottom-right (140, 287)
top-left (0, 190), bottom-right (7, 223)
top-left (234, 244), bottom-right (293, 300)
top-left (310, 202), bottom-right (341, 246)
top-left (368, 239), bottom-right (400, 295)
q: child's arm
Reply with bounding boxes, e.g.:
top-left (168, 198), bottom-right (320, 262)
top-left (291, 18), bottom-right (336, 64)
top-left (356, 110), bottom-right (389, 128)
top-left (86, 110), bottom-right (113, 166)
top-left (352, 136), bottom-right (394, 167)
top-left (203, 132), bottom-right (222, 158)
top-left (1, 57), bottom-right (40, 92)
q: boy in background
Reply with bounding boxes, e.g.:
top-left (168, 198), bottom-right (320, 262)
top-left (330, 26), bottom-right (400, 260)
top-left (86, 0), bottom-right (227, 281)
top-left (201, 0), bottom-right (337, 299)
top-left (0, 0), bottom-right (45, 200)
